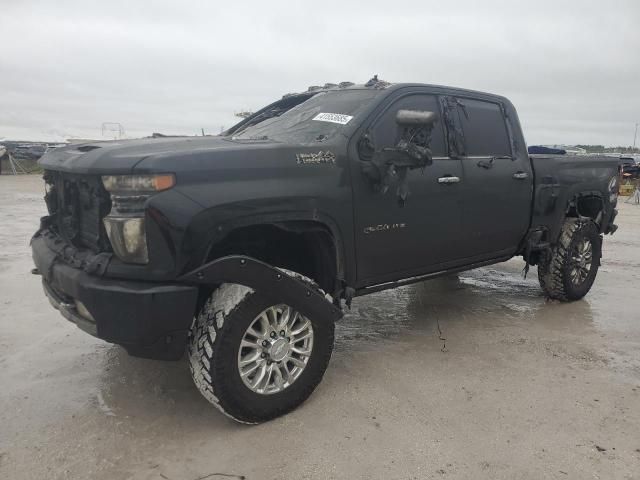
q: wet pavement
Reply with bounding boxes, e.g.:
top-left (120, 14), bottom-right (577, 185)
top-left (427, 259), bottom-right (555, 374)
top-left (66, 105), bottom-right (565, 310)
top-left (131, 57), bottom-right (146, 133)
top-left (1, 175), bottom-right (639, 479)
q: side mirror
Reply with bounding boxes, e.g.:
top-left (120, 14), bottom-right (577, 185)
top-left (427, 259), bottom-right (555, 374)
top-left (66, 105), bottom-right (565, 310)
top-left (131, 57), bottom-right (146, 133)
top-left (395, 109), bottom-right (437, 127)
top-left (360, 110), bottom-right (438, 206)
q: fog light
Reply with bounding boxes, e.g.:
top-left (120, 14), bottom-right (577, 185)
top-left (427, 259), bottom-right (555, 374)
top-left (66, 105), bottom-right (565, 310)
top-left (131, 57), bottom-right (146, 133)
top-left (103, 216), bottom-right (149, 264)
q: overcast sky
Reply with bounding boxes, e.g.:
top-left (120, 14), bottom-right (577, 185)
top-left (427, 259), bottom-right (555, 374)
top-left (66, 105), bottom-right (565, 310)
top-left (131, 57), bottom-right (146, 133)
top-left (1, 0), bottom-right (638, 146)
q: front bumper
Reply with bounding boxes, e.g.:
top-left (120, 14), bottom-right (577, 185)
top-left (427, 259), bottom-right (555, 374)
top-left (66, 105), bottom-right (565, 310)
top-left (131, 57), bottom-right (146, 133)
top-left (32, 232), bottom-right (198, 360)
top-left (32, 227), bottom-right (343, 360)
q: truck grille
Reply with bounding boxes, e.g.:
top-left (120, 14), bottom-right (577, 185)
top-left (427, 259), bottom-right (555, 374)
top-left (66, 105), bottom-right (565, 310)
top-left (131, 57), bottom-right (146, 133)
top-left (43, 171), bottom-right (112, 252)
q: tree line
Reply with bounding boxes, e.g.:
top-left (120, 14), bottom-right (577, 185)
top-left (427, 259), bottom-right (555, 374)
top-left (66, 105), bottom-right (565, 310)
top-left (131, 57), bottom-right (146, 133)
top-left (575, 145), bottom-right (640, 154)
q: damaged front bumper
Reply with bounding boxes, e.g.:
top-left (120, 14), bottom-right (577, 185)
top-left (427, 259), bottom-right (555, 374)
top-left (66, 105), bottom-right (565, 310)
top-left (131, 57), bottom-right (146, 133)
top-left (31, 231), bottom-right (199, 360)
top-left (32, 228), bottom-right (342, 360)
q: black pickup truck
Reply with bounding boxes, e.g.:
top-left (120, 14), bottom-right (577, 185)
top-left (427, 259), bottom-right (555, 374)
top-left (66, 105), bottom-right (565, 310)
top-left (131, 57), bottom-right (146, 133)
top-left (32, 77), bottom-right (619, 423)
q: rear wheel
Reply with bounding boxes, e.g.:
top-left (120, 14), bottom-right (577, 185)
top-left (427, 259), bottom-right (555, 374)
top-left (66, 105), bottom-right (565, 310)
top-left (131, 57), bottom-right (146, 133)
top-left (188, 274), bottom-right (334, 424)
top-left (538, 218), bottom-right (602, 301)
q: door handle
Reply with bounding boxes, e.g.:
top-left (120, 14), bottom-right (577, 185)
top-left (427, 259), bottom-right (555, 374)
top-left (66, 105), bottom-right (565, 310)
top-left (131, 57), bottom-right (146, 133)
top-left (477, 159), bottom-right (494, 169)
top-left (513, 172), bottom-right (529, 180)
top-left (438, 176), bottom-right (460, 184)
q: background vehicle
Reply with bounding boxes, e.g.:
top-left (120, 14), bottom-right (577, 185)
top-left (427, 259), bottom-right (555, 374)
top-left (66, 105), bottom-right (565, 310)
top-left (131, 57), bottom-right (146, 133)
top-left (620, 156), bottom-right (640, 179)
top-left (32, 78), bottom-right (619, 423)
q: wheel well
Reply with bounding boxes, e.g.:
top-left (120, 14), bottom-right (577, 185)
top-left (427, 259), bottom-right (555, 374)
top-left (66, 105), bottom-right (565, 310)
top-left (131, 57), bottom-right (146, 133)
top-left (204, 222), bottom-right (339, 295)
top-left (568, 194), bottom-right (605, 225)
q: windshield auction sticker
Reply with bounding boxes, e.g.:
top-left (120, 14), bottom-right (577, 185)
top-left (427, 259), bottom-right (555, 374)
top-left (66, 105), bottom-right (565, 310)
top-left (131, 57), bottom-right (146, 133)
top-left (312, 112), bottom-right (354, 125)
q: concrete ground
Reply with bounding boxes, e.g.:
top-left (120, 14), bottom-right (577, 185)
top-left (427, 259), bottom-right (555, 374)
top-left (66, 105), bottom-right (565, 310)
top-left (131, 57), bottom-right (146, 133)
top-left (1, 175), bottom-right (639, 480)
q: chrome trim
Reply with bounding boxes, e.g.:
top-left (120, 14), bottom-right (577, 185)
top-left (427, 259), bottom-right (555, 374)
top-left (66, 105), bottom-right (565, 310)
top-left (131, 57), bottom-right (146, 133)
top-left (237, 304), bottom-right (313, 395)
top-left (438, 176), bottom-right (461, 184)
top-left (42, 281), bottom-right (98, 336)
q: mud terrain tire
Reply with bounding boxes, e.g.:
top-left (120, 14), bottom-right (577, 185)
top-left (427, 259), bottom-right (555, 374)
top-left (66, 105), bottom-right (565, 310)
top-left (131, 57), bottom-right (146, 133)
top-left (188, 274), bottom-right (334, 424)
top-left (538, 218), bottom-right (602, 301)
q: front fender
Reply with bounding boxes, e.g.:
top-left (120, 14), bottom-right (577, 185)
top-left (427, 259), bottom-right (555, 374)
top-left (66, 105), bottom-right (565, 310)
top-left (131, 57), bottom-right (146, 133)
top-left (181, 206), bottom-right (350, 281)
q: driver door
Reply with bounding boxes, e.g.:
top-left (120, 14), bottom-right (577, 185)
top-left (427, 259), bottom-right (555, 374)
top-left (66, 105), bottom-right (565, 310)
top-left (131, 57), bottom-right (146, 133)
top-left (350, 92), bottom-right (464, 286)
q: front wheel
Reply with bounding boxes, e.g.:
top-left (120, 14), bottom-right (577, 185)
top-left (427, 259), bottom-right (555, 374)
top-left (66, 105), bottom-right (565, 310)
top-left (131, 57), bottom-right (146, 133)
top-left (537, 218), bottom-right (602, 301)
top-left (188, 275), bottom-right (334, 424)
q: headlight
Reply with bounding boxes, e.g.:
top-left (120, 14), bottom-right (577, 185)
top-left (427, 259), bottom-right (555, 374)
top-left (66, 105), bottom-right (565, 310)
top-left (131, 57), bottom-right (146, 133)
top-left (101, 174), bottom-right (175, 264)
top-left (102, 174), bottom-right (175, 193)
top-left (103, 217), bottom-right (149, 264)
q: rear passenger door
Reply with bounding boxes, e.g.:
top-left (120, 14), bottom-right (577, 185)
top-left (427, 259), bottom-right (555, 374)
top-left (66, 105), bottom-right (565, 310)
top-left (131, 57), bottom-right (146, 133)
top-left (453, 97), bottom-right (533, 259)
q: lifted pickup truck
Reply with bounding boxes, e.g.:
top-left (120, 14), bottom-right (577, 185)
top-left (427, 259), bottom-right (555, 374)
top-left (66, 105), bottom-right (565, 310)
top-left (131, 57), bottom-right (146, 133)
top-left (32, 77), bottom-right (619, 423)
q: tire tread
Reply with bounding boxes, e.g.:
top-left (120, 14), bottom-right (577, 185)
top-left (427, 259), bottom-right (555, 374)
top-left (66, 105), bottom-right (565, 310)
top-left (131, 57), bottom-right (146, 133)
top-left (188, 275), bottom-right (334, 424)
top-left (538, 218), bottom-right (601, 301)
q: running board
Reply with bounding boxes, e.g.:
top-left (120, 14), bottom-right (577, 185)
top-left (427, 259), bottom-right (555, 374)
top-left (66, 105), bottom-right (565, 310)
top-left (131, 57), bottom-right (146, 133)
top-left (356, 256), bottom-right (513, 296)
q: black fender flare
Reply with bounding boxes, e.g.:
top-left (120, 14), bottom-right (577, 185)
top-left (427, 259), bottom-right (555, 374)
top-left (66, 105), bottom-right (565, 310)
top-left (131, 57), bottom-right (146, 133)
top-left (189, 210), bottom-right (348, 282)
top-left (179, 255), bottom-right (343, 324)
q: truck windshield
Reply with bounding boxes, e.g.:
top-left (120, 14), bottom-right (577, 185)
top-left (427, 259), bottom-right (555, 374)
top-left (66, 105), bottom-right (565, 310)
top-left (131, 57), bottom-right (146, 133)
top-left (231, 89), bottom-right (382, 143)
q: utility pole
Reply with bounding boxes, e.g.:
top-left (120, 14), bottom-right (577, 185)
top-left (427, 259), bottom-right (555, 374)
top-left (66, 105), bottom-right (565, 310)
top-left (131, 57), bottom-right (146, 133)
top-left (634, 122), bottom-right (638, 151)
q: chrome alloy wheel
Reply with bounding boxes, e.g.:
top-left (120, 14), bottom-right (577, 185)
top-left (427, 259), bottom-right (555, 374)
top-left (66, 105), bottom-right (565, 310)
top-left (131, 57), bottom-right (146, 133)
top-left (570, 238), bottom-right (593, 285)
top-left (237, 305), bottom-right (314, 395)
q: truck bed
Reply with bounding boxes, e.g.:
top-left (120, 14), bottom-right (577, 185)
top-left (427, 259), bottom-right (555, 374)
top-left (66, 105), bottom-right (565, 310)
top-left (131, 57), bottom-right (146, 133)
top-left (529, 155), bottom-right (619, 241)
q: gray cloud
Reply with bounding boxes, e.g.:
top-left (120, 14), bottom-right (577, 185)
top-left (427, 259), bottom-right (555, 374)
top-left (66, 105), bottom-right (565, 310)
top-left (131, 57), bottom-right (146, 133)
top-left (1, 0), bottom-right (638, 146)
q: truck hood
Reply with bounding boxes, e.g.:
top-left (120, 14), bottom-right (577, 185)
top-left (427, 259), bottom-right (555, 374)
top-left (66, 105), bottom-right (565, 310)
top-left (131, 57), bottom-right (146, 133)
top-left (38, 136), bottom-right (274, 175)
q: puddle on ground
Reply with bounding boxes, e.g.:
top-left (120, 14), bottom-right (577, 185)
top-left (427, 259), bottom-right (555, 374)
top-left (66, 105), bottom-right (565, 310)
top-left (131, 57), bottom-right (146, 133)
top-left (335, 266), bottom-right (547, 351)
top-left (334, 261), bottom-right (622, 355)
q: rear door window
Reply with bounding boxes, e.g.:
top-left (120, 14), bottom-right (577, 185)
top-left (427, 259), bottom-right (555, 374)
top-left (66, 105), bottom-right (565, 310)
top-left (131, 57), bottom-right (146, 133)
top-left (456, 98), bottom-right (511, 157)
